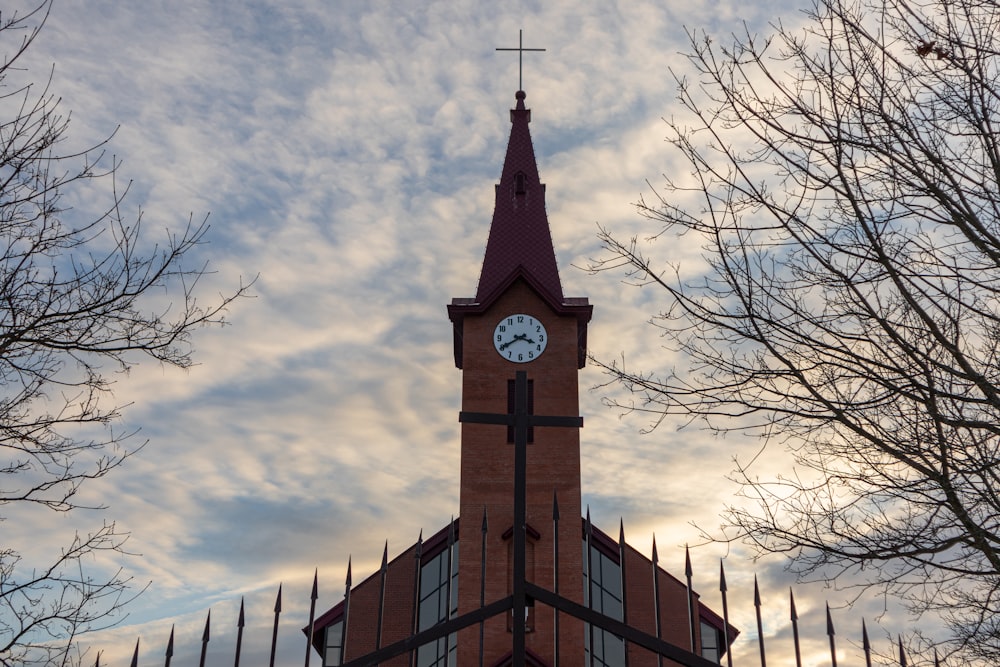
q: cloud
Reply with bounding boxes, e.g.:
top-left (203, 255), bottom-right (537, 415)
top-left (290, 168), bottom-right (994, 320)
top-left (3, 1), bottom-right (952, 665)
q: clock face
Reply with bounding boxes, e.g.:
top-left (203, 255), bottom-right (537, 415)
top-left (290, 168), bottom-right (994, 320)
top-left (494, 313), bottom-right (547, 363)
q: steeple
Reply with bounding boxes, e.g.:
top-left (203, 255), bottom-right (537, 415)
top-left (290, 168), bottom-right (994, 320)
top-left (448, 91), bottom-right (591, 369)
top-left (475, 90), bottom-right (563, 307)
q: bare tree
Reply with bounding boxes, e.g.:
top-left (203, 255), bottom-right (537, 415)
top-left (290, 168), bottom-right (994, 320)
top-left (0, 3), bottom-right (250, 665)
top-left (591, 0), bottom-right (1000, 662)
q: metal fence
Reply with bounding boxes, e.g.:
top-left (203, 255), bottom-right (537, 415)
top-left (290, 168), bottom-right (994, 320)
top-left (94, 541), bottom-right (940, 667)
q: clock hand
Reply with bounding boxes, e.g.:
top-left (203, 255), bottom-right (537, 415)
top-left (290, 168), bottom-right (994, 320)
top-left (499, 337), bottom-right (519, 351)
top-left (506, 334), bottom-right (537, 349)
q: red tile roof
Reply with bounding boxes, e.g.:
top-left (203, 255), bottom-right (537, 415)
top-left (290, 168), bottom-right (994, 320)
top-left (475, 91), bottom-right (563, 308)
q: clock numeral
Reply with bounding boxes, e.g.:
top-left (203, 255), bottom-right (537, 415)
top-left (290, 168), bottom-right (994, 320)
top-left (517, 315), bottom-right (524, 323)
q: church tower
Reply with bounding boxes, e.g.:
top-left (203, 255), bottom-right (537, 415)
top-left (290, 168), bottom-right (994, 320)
top-left (309, 88), bottom-right (734, 667)
top-left (448, 89), bottom-right (593, 665)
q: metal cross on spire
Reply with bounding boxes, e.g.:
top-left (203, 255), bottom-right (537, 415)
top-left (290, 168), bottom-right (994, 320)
top-left (496, 29), bottom-right (545, 91)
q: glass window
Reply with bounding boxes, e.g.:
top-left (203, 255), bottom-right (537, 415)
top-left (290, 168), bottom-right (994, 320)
top-left (416, 542), bottom-right (459, 667)
top-left (323, 619), bottom-right (343, 667)
top-left (700, 620), bottom-right (723, 664)
top-left (583, 540), bottom-right (626, 667)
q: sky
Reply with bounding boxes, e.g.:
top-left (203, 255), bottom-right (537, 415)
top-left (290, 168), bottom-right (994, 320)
top-left (4, 1), bottom-right (937, 666)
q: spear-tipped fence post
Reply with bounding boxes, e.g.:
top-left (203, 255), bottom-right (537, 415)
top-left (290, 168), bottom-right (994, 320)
top-left (618, 519), bottom-right (628, 630)
top-left (199, 610), bottom-right (211, 667)
top-left (165, 625), bottom-right (174, 667)
top-left (306, 569), bottom-right (319, 667)
top-left (790, 589), bottom-right (802, 667)
top-left (754, 576), bottom-right (767, 667)
top-left (652, 535), bottom-right (663, 667)
top-left (862, 619), bottom-right (872, 667)
top-left (552, 492), bottom-right (560, 667)
top-left (235, 600), bottom-right (245, 667)
top-left (341, 559), bottom-right (352, 667)
top-left (585, 508), bottom-right (594, 666)
top-left (826, 603), bottom-right (837, 667)
top-left (270, 584), bottom-right (283, 667)
top-left (685, 545), bottom-right (696, 653)
top-left (445, 517), bottom-right (456, 667)
top-left (130, 638), bottom-right (140, 667)
top-left (719, 561), bottom-right (732, 667)
top-left (377, 544), bottom-right (388, 651)
top-left (480, 506), bottom-right (488, 667)
top-left (410, 531), bottom-right (422, 667)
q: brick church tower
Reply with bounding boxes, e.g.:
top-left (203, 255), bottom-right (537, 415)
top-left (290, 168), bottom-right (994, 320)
top-left (447, 89), bottom-right (593, 665)
top-left (310, 90), bottom-right (735, 667)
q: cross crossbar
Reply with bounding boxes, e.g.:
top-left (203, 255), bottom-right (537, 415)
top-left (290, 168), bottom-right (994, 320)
top-left (496, 29), bottom-right (545, 91)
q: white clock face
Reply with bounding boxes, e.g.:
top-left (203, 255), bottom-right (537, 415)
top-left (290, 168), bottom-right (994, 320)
top-left (494, 313), bottom-right (547, 363)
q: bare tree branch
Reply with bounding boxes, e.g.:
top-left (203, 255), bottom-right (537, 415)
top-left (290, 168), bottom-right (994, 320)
top-left (0, 3), bottom-right (252, 665)
top-left (590, 0), bottom-right (1000, 662)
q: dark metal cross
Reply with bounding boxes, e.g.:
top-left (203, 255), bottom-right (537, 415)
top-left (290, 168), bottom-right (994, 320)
top-left (459, 370), bottom-right (582, 663)
top-left (496, 29), bottom-right (545, 91)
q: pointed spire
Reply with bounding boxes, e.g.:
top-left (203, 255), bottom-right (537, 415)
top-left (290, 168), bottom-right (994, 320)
top-left (130, 638), bottom-right (139, 667)
top-left (447, 90), bottom-right (591, 369)
top-left (476, 91), bottom-right (563, 308)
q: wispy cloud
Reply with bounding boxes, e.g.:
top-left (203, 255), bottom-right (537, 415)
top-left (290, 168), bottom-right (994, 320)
top-left (3, 1), bottom-right (943, 664)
